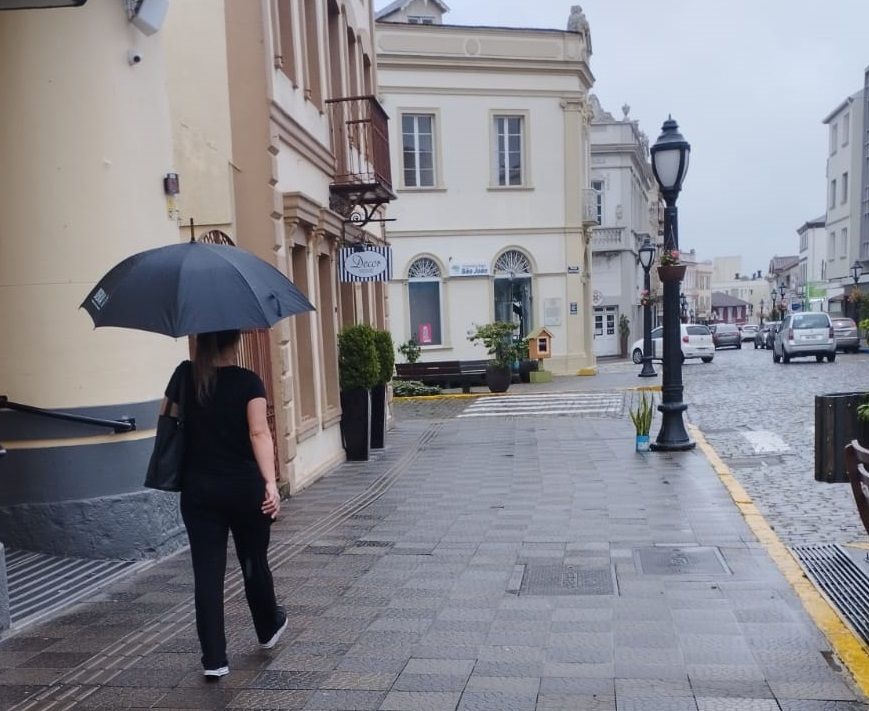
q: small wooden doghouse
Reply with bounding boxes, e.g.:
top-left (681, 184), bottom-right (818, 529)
top-left (527, 327), bottom-right (554, 360)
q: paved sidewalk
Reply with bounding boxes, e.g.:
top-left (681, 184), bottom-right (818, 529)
top-left (0, 399), bottom-right (867, 710)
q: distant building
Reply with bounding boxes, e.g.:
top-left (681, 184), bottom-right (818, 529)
top-left (711, 265), bottom-right (767, 324)
top-left (377, 3), bottom-right (599, 373)
top-left (768, 255), bottom-right (800, 318)
top-left (588, 97), bottom-right (660, 356)
top-left (797, 215), bottom-right (827, 311)
top-left (711, 292), bottom-right (751, 324)
top-left (681, 250), bottom-right (713, 323)
top-left (712, 256), bottom-right (743, 284)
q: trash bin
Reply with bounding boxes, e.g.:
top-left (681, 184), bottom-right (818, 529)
top-left (815, 392), bottom-right (869, 483)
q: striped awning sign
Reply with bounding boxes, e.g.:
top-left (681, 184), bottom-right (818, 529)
top-left (339, 246), bottom-right (392, 282)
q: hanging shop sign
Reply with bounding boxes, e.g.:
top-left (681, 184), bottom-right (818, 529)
top-left (448, 261), bottom-right (490, 277)
top-left (339, 247), bottom-right (392, 282)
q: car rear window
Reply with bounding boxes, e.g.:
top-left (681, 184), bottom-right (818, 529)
top-left (794, 314), bottom-right (830, 329)
top-left (717, 324), bottom-right (738, 333)
top-left (833, 318), bottom-right (856, 328)
top-left (687, 326), bottom-right (710, 335)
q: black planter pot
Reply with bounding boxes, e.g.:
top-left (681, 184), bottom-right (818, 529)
top-left (370, 383), bottom-right (387, 450)
top-left (518, 359), bottom-right (539, 384)
top-left (340, 388), bottom-right (370, 461)
top-left (485, 365), bottom-right (511, 393)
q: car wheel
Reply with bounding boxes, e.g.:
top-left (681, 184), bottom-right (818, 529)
top-left (754, 342), bottom-right (758, 349)
top-left (680, 353), bottom-right (685, 364)
top-left (773, 352), bottom-right (780, 363)
top-left (828, 353), bottom-right (836, 363)
top-left (701, 357), bottom-right (713, 363)
top-left (782, 352), bottom-right (790, 364)
top-left (851, 347), bottom-right (860, 354)
top-left (631, 348), bottom-right (643, 365)
top-left (816, 355), bottom-right (824, 363)
top-left (737, 343), bottom-right (742, 349)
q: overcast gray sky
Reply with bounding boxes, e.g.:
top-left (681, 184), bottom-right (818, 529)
top-left (375, 0), bottom-right (869, 273)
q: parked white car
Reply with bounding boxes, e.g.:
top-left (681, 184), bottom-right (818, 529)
top-left (773, 312), bottom-right (836, 363)
top-left (630, 324), bottom-right (715, 364)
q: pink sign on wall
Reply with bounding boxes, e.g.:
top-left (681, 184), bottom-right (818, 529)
top-left (417, 323), bottom-right (433, 345)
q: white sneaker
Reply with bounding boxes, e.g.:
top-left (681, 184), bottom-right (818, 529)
top-left (203, 665), bottom-right (229, 678)
top-left (260, 617), bottom-right (288, 649)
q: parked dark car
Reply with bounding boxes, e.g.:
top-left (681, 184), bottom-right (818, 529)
top-left (763, 321), bottom-right (781, 349)
top-left (711, 322), bottom-right (741, 350)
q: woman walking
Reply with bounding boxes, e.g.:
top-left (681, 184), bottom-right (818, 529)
top-left (162, 329), bottom-right (287, 678)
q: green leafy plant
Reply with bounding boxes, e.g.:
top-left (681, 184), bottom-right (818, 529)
top-left (618, 314), bottom-right (631, 339)
top-left (629, 392), bottom-right (654, 435)
top-left (373, 330), bottom-right (395, 385)
top-left (338, 324), bottom-right (379, 391)
top-left (468, 322), bottom-right (520, 368)
top-left (658, 249), bottom-right (681, 267)
top-left (859, 395), bottom-right (869, 423)
top-left (397, 339), bottom-right (421, 364)
top-left (393, 379), bottom-right (441, 397)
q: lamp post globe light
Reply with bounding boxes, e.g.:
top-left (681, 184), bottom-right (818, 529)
top-left (649, 116), bottom-right (694, 452)
top-left (637, 235), bottom-right (657, 378)
top-left (778, 283), bottom-right (786, 320)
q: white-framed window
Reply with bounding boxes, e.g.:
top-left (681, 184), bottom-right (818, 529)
top-left (591, 179), bottom-right (604, 224)
top-left (843, 113), bottom-right (850, 146)
top-left (401, 113), bottom-right (436, 188)
top-left (830, 179), bottom-right (837, 209)
top-left (407, 15), bottom-right (434, 24)
top-left (407, 257), bottom-right (442, 346)
top-left (830, 122), bottom-right (838, 154)
top-left (493, 115), bottom-right (525, 187)
top-left (840, 228), bottom-right (848, 258)
top-left (828, 231), bottom-right (836, 260)
top-left (842, 172), bottom-right (849, 204)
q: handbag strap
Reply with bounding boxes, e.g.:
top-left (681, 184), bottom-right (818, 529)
top-left (166, 360), bottom-right (192, 419)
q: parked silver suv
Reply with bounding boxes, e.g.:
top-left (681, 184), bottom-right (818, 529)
top-left (772, 312), bottom-right (836, 363)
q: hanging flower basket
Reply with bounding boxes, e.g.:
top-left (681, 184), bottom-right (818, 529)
top-left (639, 289), bottom-right (658, 308)
top-left (658, 264), bottom-right (687, 282)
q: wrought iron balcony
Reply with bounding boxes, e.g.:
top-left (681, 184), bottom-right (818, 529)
top-left (327, 95), bottom-right (395, 223)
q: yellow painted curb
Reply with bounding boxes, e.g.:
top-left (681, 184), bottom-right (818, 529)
top-left (576, 367), bottom-right (598, 376)
top-left (690, 424), bottom-right (869, 698)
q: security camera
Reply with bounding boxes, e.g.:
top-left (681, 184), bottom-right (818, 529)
top-left (127, 50), bottom-right (143, 66)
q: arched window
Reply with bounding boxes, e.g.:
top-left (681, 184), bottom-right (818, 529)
top-left (408, 257), bottom-right (442, 346)
top-left (494, 250), bottom-right (533, 338)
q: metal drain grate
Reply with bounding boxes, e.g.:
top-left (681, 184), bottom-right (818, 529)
top-left (792, 544), bottom-right (869, 643)
top-left (6, 548), bottom-right (148, 628)
top-left (519, 565), bottom-right (615, 595)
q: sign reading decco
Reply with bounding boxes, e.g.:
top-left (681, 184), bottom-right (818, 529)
top-left (339, 247), bottom-right (392, 282)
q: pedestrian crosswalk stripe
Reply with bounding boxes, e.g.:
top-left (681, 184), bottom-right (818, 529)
top-left (458, 392), bottom-right (624, 418)
top-left (742, 430), bottom-right (790, 454)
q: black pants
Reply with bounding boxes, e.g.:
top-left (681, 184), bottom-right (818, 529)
top-left (180, 478), bottom-right (281, 669)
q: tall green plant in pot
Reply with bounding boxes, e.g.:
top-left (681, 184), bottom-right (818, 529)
top-left (338, 324), bottom-right (379, 461)
top-left (469, 322), bottom-right (519, 393)
top-left (370, 330), bottom-right (394, 450)
top-left (630, 392), bottom-right (655, 452)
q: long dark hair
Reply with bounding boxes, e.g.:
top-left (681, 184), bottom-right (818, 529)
top-left (193, 330), bottom-right (241, 404)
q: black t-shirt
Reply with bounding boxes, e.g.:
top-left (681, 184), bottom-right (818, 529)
top-left (166, 361), bottom-right (267, 480)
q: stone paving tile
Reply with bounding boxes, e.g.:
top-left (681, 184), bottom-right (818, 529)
top-left (301, 689), bottom-right (387, 710)
top-left (227, 688), bottom-right (312, 709)
top-left (457, 690), bottom-right (538, 711)
top-left (378, 690), bottom-right (462, 710)
top-left (536, 694), bottom-right (617, 710)
top-left (695, 700), bottom-right (780, 711)
top-left (72, 685), bottom-right (169, 709)
top-left (613, 698), bottom-right (698, 711)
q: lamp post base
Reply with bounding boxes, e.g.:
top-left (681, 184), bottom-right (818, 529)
top-left (638, 357), bottom-right (657, 378)
top-left (650, 401), bottom-right (695, 451)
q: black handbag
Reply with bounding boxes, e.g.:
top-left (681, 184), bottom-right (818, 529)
top-left (145, 361), bottom-right (191, 492)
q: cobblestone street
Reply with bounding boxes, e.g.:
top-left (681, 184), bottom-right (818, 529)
top-left (673, 346), bottom-right (869, 548)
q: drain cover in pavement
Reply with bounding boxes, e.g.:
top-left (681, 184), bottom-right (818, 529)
top-left (519, 565), bottom-right (615, 595)
top-left (634, 546), bottom-right (729, 575)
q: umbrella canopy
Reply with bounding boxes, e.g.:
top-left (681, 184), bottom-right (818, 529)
top-left (81, 242), bottom-right (315, 337)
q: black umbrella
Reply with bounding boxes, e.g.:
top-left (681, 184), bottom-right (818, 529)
top-left (81, 242), bottom-right (315, 337)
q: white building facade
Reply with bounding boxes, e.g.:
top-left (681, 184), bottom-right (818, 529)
top-left (588, 99), bottom-right (660, 356)
top-left (797, 216), bottom-right (827, 311)
top-left (377, 5), bottom-right (598, 374)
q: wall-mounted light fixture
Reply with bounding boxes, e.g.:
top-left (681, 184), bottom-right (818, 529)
top-left (163, 173), bottom-right (180, 196)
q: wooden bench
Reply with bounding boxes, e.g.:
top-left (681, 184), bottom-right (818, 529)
top-left (395, 359), bottom-right (488, 393)
top-left (845, 439), bottom-right (869, 539)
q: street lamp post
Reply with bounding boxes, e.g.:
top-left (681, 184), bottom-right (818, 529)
top-left (779, 283), bottom-right (786, 320)
top-left (649, 117), bottom-right (694, 452)
top-left (759, 298), bottom-right (765, 325)
top-left (850, 261), bottom-right (863, 322)
top-left (680, 293), bottom-right (688, 323)
top-left (770, 290), bottom-right (777, 321)
top-left (637, 235), bottom-right (657, 378)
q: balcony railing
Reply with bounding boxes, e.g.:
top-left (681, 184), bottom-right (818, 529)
top-left (591, 226), bottom-right (626, 252)
top-left (326, 95), bottom-right (393, 196)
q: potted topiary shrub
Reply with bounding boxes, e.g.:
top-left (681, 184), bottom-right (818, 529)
top-left (370, 330), bottom-right (394, 450)
top-left (338, 324), bottom-right (379, 461)
top-left (468, 322), bottom-right (519, 393)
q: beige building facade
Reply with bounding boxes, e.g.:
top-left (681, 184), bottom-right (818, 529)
top-left (0, 0), bottom-right (391, 561)
top-left (377, 3), bottom-right (598, 374)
